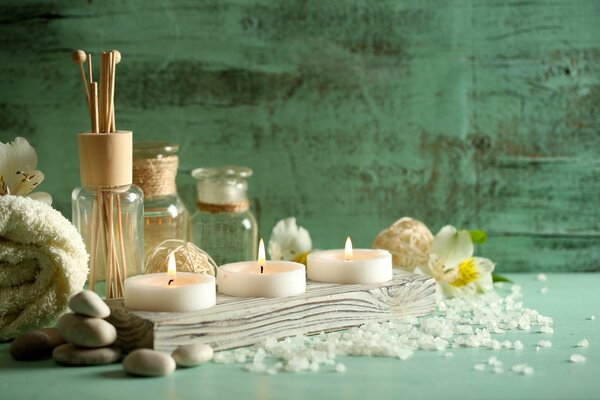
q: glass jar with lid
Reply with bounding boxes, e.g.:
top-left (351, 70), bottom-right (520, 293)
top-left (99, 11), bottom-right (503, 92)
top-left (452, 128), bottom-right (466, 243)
top-left (72, 131), bottom-right (144, 299)
top-left (133, 141), bottom-right (189, 258)
top-left (190, 166), bottom-right (257, 266)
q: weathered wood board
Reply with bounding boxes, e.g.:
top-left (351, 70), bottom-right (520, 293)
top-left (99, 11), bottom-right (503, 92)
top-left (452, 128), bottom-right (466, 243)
top-left (106, 271), bottom-right (436, 352)
top-left (0, 0), bottom-right (599, 271)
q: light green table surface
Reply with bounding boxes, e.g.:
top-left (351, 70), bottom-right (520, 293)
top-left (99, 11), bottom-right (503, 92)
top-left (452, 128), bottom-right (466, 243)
top-left (1, 273), bottom-right (598, 400)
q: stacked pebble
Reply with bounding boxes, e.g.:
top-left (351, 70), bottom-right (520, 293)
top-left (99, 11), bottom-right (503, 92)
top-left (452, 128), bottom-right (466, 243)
top-left (52, 290), bottom-right (122, 365)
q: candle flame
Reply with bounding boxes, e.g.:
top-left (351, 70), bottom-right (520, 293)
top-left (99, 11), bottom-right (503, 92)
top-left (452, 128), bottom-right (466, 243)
top-left (344, 237), bottom-right (353, 261)
top-left (167, 252), bottom-right (176, 284)
top-left (258, 238), bottom-right (266, 267)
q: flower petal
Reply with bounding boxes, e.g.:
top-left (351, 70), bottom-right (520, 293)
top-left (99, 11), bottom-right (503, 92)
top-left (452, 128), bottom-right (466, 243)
top-left (12, 169), bottom-right (44, 196)
top-left (472, 257), bottom-right (495, 292)
top-left (0, 137), bottom-right (38, 192)
top-left (268, 217), bottom-right (312, 261)
top-left (27, 191), bottom-right (52, 205)
top-left (431, 225), bottom-right (474, 270)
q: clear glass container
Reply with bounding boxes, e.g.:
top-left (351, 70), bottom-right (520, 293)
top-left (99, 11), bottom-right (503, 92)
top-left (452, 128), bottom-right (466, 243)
top-left (191, 166), bottom-right (258, 266)
top-left (72, 185), bottom-right (144, 298)
top-left (133, 141), bottom-right (189, 259)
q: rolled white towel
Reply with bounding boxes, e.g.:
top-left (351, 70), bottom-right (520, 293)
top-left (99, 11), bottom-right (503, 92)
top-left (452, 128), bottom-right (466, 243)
top-left (0, 195), bottom-right (88, 341)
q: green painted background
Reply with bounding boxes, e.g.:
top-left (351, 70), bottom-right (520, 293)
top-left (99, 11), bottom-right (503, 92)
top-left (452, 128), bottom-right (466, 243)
top-left (1, 0), bottom-right (599, 272)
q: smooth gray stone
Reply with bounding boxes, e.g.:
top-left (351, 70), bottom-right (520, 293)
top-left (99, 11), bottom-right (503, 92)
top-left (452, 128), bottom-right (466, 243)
top-left (53, 343), bottom-right (121, 366)
top-left (172, 343), bottom-right (214, 367)
top-left (123, 349), bottom-right (176, 377)
top-left (57, 313), bottom-right (117, 348)
top-left (69, 290), bottom-right (110, 318)
top-left (10, 328), bottom-right (66, 361)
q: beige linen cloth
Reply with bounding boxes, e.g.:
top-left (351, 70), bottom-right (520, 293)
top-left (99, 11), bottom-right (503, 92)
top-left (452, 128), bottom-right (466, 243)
top-left (0, 195), bottom-right (88, 340)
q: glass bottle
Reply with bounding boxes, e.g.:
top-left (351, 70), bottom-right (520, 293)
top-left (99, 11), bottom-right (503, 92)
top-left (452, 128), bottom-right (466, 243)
top-left (72, 131), bottom-right (144, 299)
top-left (133, 141), bottom-right (189, 258)
top-left (191, 166), bottom-right (257, 266)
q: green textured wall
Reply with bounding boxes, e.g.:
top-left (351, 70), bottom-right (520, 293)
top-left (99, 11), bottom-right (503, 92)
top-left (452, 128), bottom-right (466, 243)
top-left (1, 0), bottom-right (599, 272)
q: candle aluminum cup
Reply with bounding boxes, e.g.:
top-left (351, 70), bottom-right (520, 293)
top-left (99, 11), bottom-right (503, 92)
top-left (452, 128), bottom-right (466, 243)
top-left (124, 272), bottom-right (216, 312)
top-left (217, 261), bottom-right (306, 298)
top-left (307, 249), bottom-right (392, 284)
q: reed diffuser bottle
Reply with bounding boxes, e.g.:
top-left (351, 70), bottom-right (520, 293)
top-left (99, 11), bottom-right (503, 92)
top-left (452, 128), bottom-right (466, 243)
top-left (70, 49), bottom-right (144, 299)
top-left (190, 166), bottom-right (257, 266)
top-left (133, 141), bottom-right (189, 257)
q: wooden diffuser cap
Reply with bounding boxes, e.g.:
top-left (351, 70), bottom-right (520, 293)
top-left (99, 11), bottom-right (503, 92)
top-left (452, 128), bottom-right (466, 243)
top-left (78, 131), bottom-right (133, 188)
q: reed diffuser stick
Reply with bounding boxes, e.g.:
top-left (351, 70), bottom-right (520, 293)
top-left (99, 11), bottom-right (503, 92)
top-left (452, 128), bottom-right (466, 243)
top-left (73, 48), bottom-right (130, 299)
top-left (89, 82), bottom-right (99, 133)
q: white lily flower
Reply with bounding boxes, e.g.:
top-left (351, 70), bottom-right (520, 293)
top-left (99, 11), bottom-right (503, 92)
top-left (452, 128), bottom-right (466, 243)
top-left (416, 225), bottom-right (494, 298)
top-left (268, 217), bottom-right (312, 261)
top-left (0, 137), bottom-right (52, 205)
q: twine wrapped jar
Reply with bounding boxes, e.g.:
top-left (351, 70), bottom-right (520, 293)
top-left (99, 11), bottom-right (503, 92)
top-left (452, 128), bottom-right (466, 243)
top-left (372, 217), bottom-right (433, 272)
top-left (190, 166), bottom-right (257, 266)
top-left (133, 141), bottom-right (189, 259)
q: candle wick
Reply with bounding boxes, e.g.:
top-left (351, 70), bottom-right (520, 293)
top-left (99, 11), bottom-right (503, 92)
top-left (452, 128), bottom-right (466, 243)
top-left (168, 279), bottom-right (174, 286)
top-left (260, 265), bottom-right (264, 274)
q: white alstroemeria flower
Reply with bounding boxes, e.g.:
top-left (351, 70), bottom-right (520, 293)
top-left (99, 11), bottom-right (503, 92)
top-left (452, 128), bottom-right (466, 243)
top-left (416, 225), bottom-right (494, 298)
top-left (0, 137), bottom-right (52, 205)
top-left (268, 217), bottom-right (312, 261)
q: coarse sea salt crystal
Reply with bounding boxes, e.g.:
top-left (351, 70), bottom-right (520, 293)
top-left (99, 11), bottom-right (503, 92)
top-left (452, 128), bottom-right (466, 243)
top-left (493, 367), bottom-right (504, 374)
top-left (512, 364), bottom-right (533, 375)
top-left (540, 287), bottom-right (549, 294)
top-left (335, 363), bottom-right (346, 373)
top-left (570, 354), bottom-right (586, 363)
top-left (590, 315), bottom-right (596, 321)
top-left (211, 287), bottom-right (555, 375)
top-left (536, 273), bottom-right (547, 282)
top-left (474, 363), bottom-right (486, 371)
top-left (488, 357), bottom-right (502, 367)
top-left (538, 340), bottom-right (552, 348)
top-left (512, 364), bottom-right (526, 373)
top-left (539, 326), bottom-right (554, 334)
top-left (576, 339), bottom-right (589, 348)
top-left (514, 340), bottom-right (524, 350)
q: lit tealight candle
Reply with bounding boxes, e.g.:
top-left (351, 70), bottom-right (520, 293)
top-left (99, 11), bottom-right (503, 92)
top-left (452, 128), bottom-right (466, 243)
top-left (124, 252), bottom-right (216, 312)
top-left (217, 239), bottom-right (306, 298)
top-left (307, 237), bottom-right (392, 284)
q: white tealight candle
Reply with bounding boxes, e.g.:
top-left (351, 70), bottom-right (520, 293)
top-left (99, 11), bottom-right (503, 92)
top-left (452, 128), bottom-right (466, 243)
top-left (217, 239), bottom-right (306, 298)
top-left (307, 237), bottom-right (392, 284)
top-left (124, 253), bottom-right (216, 312)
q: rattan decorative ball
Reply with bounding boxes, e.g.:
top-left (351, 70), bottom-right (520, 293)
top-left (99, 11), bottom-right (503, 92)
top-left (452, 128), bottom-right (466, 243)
top-left (144, 239), bottom-right (217, 276)
top-left (372, 217), bottom-right (433, 271)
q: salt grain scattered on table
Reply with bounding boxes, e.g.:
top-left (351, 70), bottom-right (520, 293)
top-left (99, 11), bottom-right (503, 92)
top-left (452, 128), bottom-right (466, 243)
top-left (512, 364), bottom-right (534, 376)
top-left (570, 354), bottom-right (586, 363)
top-left (589, 315), bottom-right (596, 321)
top-left (576, 339), bottom-right (589, 348)
top-left (540, 287), bottom-right (549, 294)
top-left (538, 340), bottom-right (552, 348)
top-left (210, 283), bottom-right (553, 374)
top-left (335, 363), bottom-right (346, 373)
top-left (514, 341), bottom-right (524, 350)
top-left (536, 273), bottom-right (547, 282)
top-left (539, 326), bottom-right (554, 334)
top-left (444, 352), bottom-right (453, 358)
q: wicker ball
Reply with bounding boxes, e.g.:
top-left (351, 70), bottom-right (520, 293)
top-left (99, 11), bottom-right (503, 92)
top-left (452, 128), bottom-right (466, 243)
top-left (372, 217), bottom-right (433, 271)
top-left (144, 239), bottom-right (217, 276)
